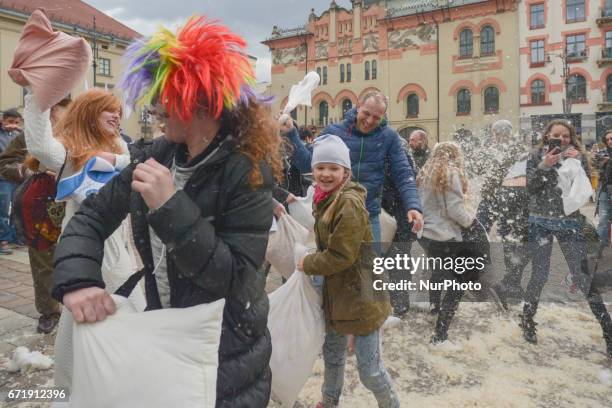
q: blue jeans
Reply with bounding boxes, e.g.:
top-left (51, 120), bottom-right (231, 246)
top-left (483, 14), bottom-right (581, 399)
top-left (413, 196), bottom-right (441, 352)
top-left (597, 191), bottom-right (611, 243)
top-left (369, 214), bottom-right (381, 243)
top-left (321, 328), bottom-right (399, 408)
top-left (0, 180), bottom-right (16, 243)
top-left (525, 216), bottom-right (591, 305)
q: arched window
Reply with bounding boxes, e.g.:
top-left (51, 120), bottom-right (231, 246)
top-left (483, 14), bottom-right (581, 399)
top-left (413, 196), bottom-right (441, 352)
top-left (607, 75), bottom-right (612, 102)
top-left (459, 29), bottom-right (473, 58)
top-left (484, 86), bottom-right (499, 113)
top-left (372, 60), bottom-right (377, 79)
top-left (567, 74), bottom-right (586, 102)
top-left (340, 64), bottom-right (345, 83)
top-left (480, 26), bottom-right (495, 55)
top-left (319, 101), bottom-right (329, 126)
top-left (365, 61), bottom-right (370, 80)
top-left (317, 67), bottom-right (322, 84)
top-left (342, 99), bottom-right (352, 117)
top-left (347, 63), bottom-right (352, 82)
top-left (457, 89), bottom-right (471, 114)
top-left (407, 94), bottom-right (419, 117)
top-left (322, 67), bottom-right (328, 85)
top-left (531, 79), bottom-right (546, 104)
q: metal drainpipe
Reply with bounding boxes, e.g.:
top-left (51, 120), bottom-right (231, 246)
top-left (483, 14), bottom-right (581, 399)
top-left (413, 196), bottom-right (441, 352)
top-left (304, 38), bottom-right (308, 126)
top-left (436, 17), bottom-right (440, 142)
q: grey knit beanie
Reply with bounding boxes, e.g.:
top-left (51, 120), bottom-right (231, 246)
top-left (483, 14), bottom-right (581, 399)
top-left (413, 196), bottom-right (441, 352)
top-left (311, 134), bottom-right (351, 170)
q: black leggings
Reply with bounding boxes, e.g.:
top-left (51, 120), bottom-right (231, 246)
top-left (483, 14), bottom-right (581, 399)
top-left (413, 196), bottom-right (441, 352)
top-left (419, 238), bottom-right (465, 315)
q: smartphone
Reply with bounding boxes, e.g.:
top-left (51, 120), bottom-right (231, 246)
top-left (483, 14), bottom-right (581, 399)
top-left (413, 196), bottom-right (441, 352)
top-left (548, 138), bottom-right (562, 152)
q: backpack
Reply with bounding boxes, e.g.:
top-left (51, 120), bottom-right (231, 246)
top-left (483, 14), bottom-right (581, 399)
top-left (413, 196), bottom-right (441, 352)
top-left (11, 173), bottom-right (64, 251)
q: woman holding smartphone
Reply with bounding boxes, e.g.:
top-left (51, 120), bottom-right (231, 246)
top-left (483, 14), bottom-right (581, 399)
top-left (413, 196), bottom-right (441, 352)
top-left (523, 120), bottom-right (612, 359)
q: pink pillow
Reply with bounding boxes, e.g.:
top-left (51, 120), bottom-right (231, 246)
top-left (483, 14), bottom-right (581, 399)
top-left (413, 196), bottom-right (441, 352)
top-left (8, 8), bottom-right (92, 111)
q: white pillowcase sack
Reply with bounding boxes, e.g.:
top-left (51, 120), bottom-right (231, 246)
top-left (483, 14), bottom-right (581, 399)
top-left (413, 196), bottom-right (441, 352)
top-left (267, 245), bottom-right (325, 407)
top-left (380, 209), bottom-right (398, 242)
top-left (287, 186), bottom-right (316, 231)
top-left (266, 213), bottom-right (310, 279)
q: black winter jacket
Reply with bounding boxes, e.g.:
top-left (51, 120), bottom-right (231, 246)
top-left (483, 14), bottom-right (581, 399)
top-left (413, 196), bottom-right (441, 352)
top-left (527, 146), bottom-right (588, 219)
top-left (52, 136), bottom-right (273, 408)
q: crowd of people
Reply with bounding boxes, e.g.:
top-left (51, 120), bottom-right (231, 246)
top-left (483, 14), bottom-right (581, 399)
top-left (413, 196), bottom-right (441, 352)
top-left (0, 10), bottom-right (611, 408)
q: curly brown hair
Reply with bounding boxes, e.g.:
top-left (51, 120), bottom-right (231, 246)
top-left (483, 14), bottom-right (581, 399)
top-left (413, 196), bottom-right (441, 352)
top-left (220, 100), bottom-right (284, 187)
top-left (538, 119), bottom-right (582, 149)
top-left (417, 141), bottom-right (468, 194)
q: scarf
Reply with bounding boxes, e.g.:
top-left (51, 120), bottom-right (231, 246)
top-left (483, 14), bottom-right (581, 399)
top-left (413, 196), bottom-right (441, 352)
top-left (313, 185), bottom-right (333, 205)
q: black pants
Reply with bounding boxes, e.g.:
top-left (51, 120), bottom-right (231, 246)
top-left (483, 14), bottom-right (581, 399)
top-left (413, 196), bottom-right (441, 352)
top-left (523, 219), bottom-right (612, 334)
top-left (386, 213), bottom-right (414, 315)
top-left (419, 238), bottom-right (465, 316)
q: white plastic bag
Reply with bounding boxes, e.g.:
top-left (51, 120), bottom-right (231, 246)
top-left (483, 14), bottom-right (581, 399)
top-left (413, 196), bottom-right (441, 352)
top-left (282, 71), bottom-right (320, 114)
top-left (288, 186), bottom-right (315, 230)
top-left (557, 158), bottom-right (593, 215)
top-left (380, 209), bottom-right (397, 242)
top-left (266, 214), bottom-right (309, 279)
top-left (268, 246), bottom-right (325, 407)
top-left (67, 295), bottom-right (225, 408)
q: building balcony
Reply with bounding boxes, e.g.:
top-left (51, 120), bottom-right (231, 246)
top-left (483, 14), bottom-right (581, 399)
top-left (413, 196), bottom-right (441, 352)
top-left (597, 8), bottom-right (612, 26)
top-left (566, 50), bottom-right (588, 62)
top-left (597, 48), bottom-right (612, 67)
top-left (598, 95), bottom-right (612, 111)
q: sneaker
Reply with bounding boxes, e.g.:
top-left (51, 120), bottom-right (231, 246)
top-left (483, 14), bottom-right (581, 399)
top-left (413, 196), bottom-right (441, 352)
top-left (519, 314), bottom-right (537, 344)
top-left (0, 241), bottom-right (12, 255)
top-left (37, 314), bottom-right (60, 334)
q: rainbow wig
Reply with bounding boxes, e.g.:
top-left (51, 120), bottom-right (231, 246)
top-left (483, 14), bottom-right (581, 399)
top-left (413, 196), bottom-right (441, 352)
top-left (120, 16), bottom-right (266, 122)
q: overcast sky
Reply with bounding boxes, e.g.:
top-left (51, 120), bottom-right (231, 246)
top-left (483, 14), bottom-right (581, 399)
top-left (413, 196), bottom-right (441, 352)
top-left (85, 0), bottom-right (354, 83)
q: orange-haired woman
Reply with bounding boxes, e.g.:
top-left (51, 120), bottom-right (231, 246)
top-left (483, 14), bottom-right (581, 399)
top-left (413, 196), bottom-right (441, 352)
top-left (23, 88), bottom-right (146, 389)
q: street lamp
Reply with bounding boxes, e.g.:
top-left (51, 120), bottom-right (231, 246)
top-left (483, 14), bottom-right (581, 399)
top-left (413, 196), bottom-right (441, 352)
top-left (92, 16), bottom-right (98, 87)
top-left (546, 52), bottom-right (572, 114)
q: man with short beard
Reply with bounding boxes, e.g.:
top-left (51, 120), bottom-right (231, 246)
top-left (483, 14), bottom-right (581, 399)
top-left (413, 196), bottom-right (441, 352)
top-left (281, 91), bottom-right (423, 242)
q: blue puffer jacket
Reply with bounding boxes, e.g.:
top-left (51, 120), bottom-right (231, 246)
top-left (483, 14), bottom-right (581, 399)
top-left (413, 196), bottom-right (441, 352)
top-left (285, 108), bottom-right (422, 217)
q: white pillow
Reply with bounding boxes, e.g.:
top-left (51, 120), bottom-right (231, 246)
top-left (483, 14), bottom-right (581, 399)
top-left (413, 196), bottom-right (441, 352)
top-left (69, 295), bottom-right (225, 408)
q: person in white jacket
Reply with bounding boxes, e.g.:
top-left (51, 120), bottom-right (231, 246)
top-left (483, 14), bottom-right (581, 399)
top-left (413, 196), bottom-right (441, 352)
top-left (23, 88), bottom-right (146, 390)
top-left (417, 142), bottom-right (475, 344)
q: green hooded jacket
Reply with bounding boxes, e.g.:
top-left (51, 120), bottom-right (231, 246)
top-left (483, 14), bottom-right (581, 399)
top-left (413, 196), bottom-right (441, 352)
top-left (303, 182), bottom-right (391, 335)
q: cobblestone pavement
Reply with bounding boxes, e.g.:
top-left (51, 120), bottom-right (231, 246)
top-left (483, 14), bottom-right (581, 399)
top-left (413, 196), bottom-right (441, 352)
top-left (0, 247), bottom-right (55, 408)
top-left (0, 202), bottom-right (606, 407)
